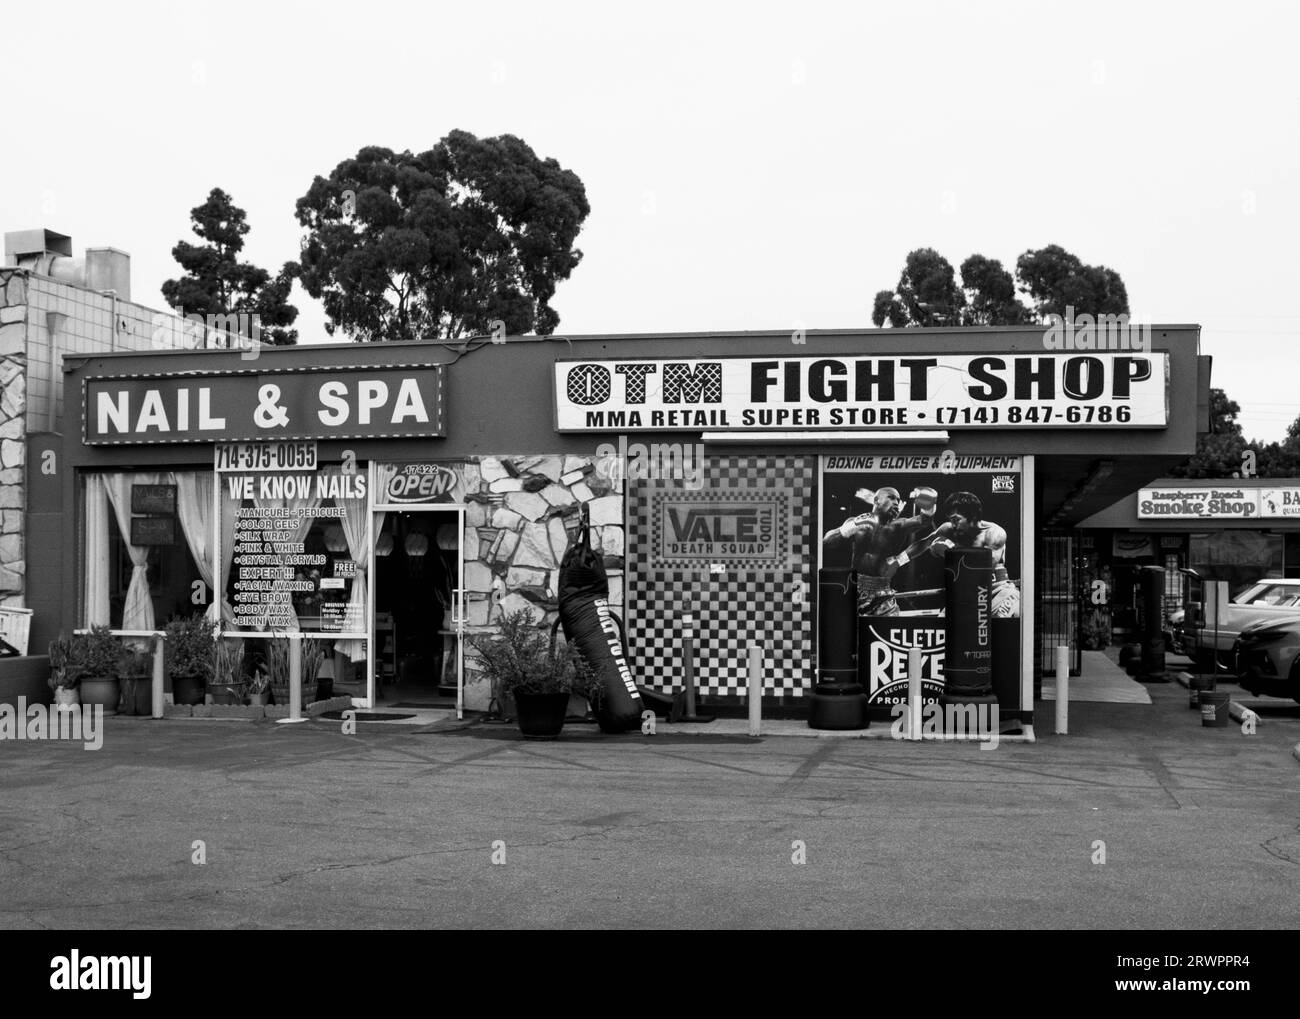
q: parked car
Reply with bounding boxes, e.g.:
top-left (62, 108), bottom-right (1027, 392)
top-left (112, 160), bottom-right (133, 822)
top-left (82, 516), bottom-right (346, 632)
top-left (1163, 607), bottom-right (1186, 655)
top-left (1234, 616), bottom-right (1300, 702)
top-left (1184, 578), bottom-right (1300, 670)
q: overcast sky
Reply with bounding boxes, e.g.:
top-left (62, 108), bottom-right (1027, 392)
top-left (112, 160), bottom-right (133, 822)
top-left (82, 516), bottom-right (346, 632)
top-left (4, 0), bottom-right (1297, 441)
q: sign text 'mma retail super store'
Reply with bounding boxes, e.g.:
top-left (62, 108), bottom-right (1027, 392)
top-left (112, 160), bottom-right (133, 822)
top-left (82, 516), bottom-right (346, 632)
top-left (83, 365), bottom-right (446, 445)
top-left (555, 353), bottom-right (1168, 431)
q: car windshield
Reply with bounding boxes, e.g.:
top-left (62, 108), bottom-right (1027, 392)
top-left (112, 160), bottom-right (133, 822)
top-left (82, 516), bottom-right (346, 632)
top-left (1235, 582), bottom-right (1300, 607)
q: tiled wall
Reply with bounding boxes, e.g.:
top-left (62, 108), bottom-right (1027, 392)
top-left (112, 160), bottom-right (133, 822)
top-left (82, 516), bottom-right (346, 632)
top-left (24, 276), bottom-right (197, 430)
top-left (0, 269), bottom-right (197, 610)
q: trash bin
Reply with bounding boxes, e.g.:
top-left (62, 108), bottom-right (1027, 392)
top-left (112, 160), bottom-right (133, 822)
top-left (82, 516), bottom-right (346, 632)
top-left (1199, 690), bottom-right (1231, 727)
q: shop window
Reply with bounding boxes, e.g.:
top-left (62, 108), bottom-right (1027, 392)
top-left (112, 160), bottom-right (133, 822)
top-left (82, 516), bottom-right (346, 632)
top-left (82, 471), bottom-right (212, 630)
top-left (219, 465), bottom-right (369, 641)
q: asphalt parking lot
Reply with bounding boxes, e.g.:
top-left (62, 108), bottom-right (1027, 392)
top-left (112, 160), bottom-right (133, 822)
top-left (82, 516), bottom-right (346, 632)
top-left (1, 668), bottom-right (1297, 931)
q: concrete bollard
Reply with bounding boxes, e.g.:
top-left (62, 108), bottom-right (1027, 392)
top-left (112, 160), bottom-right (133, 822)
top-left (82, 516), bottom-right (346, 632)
top-left (1055, 644), bottom-right (1069, 735)
top-left (748, 643), bottom-right (762, 737)
top-left (152, 634), bottom-right (165, 720)
top-left (276, 636), bottom-right (308, 724)
top-left (908, 646), bottom-right (923, 741)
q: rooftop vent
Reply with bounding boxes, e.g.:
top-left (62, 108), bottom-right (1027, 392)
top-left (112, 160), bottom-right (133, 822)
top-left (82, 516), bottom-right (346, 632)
top-left (3, 228), bottom-right (131, 301)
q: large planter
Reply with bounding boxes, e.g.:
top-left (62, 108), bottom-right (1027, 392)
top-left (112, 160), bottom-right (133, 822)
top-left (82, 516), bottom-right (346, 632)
top-left (513, 691), bottom-right (570, 739)
top-left (80, 675), bottom-right (120, 716)
top-left (120, 677), bottom-right (153, 716)
top-left (172, 673), bottom-right (206, 706)
top-left (271, 681), bottom-right (314, 706)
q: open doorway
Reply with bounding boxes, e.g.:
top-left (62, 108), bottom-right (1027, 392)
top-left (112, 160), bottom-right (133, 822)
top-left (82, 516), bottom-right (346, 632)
top-left (373, 509), bottom-right (461, 706)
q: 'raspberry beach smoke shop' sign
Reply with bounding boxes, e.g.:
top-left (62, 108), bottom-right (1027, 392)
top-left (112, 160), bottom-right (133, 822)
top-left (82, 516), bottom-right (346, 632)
top-left (554, 354), bottom-right (1168, 432)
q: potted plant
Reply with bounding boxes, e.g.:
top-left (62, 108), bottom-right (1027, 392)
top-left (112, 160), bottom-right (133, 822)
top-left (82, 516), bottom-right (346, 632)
top-left (210, 636), bottom-right (246, 705)
top-left (165, 613), bottom-right (216, 705)
top-left (470, 608), bottom-right (597, 739)
top-left (77, 625), bottom-right (127, 716)
top-left (302, 637), bottom-right (326, 702)
top-left (246, 658), bottom-right (271, 706)
top-left (118, 641), bottom-right (155, 716)
top-left (48, 635), bottom-right (81, 711)
top-left (267, 636), bottom-right (324, 705)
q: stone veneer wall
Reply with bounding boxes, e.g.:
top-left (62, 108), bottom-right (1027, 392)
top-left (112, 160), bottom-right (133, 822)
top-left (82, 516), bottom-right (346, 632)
top-left (0, 270), bottom-right (28, 608)
top-left (447, 452), bottom-right (623, 712)
top-left (456, 453), bottom-right (624, 630)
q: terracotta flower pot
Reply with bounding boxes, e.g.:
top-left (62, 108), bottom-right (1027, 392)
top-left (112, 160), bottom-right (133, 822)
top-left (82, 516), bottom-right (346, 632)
top-left (80, 675), bottom-right (120, 715)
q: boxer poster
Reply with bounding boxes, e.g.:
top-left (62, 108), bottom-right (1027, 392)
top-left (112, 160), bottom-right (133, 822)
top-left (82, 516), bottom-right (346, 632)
top-left (818, 453), bottom-right (1023, 706)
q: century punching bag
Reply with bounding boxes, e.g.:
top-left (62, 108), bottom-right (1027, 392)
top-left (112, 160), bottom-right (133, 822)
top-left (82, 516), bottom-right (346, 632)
top-left (817, 568), bottom-right (858, 685)
top-left (941, 546), bottom-right (995, 700)
top-left (1139, 566), bottom-right (1166, 675)
top-left (558, 510), bottom-right (642, 732)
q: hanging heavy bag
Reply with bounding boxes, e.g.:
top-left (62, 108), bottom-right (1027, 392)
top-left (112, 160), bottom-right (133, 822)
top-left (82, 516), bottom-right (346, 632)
top-left (558, 509), bottom-right (642, 732)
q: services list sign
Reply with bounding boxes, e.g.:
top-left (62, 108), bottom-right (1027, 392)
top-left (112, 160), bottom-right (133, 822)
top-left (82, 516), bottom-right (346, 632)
top-left (555, 354), bottom-right (1168, 431)
top-left (84, 364), bottom-right (446, 445)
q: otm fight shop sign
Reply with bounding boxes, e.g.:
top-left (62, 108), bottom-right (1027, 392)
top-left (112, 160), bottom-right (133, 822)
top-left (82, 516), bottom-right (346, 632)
top-left (83, 365), bottom-right (446, 445)
top-left (554, 354), bottom-right (1168, 431)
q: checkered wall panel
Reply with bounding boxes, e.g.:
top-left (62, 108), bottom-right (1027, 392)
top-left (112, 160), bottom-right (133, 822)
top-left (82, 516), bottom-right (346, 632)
top-left (627, 456), bottom-right (815, 698)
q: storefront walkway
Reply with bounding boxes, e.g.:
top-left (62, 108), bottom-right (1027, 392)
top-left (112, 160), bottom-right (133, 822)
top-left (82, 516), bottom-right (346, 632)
top-left (1040, 650), bottom-right (1153, 704)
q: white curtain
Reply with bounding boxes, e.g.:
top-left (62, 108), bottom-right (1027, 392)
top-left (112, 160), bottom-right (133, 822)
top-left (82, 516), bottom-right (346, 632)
top-left (83, 475), bottom-right (111, 626)
top-left (252, 487), bottom-right (322, 631)
top-left (103, 472), bottom-right (167, 632)
top-left (334, 494), bottom-right (381, 661)
top-left (172, 472), bottom-right (222, 621)
top-left (217, 487), bottom-right (238, 623)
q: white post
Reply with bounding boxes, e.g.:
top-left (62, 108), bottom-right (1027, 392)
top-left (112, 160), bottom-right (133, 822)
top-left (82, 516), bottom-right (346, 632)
top-left (747, 643), bottom-right (762, 737)
top-left (908, 646), bottom-right (923, 741)
top-left (152, 633), bottom-right (165, 719)
top-left (290, 635), bottom-right (302, 721)
top-left (1055, 644), bottom-right (1069, 735)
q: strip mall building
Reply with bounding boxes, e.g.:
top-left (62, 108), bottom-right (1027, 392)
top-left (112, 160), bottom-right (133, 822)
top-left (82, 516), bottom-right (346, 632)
top-left (28, 326), bottom-right (1208, 727)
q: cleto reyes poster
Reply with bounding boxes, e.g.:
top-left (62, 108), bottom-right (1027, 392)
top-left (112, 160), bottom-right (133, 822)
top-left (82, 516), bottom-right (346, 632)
top-left (818, 453), bottom-right (1023, 706)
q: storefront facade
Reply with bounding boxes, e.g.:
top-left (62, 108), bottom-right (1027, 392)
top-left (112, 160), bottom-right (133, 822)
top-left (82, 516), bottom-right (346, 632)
top-left (1076, 477), bottom-right (1300, 647)
top-left (49, 326), bottom-right (1208, 726)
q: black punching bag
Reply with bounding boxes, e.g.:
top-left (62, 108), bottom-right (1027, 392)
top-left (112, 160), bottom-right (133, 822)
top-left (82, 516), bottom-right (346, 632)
top-left (941, 546), bottom-right (995, 700)
top-left (818, 569), bottom-right (858, 685)
top-left (558, 512), bottom-right (642, 732)
top-left (1140, 566), bottom-right (1166, 675)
